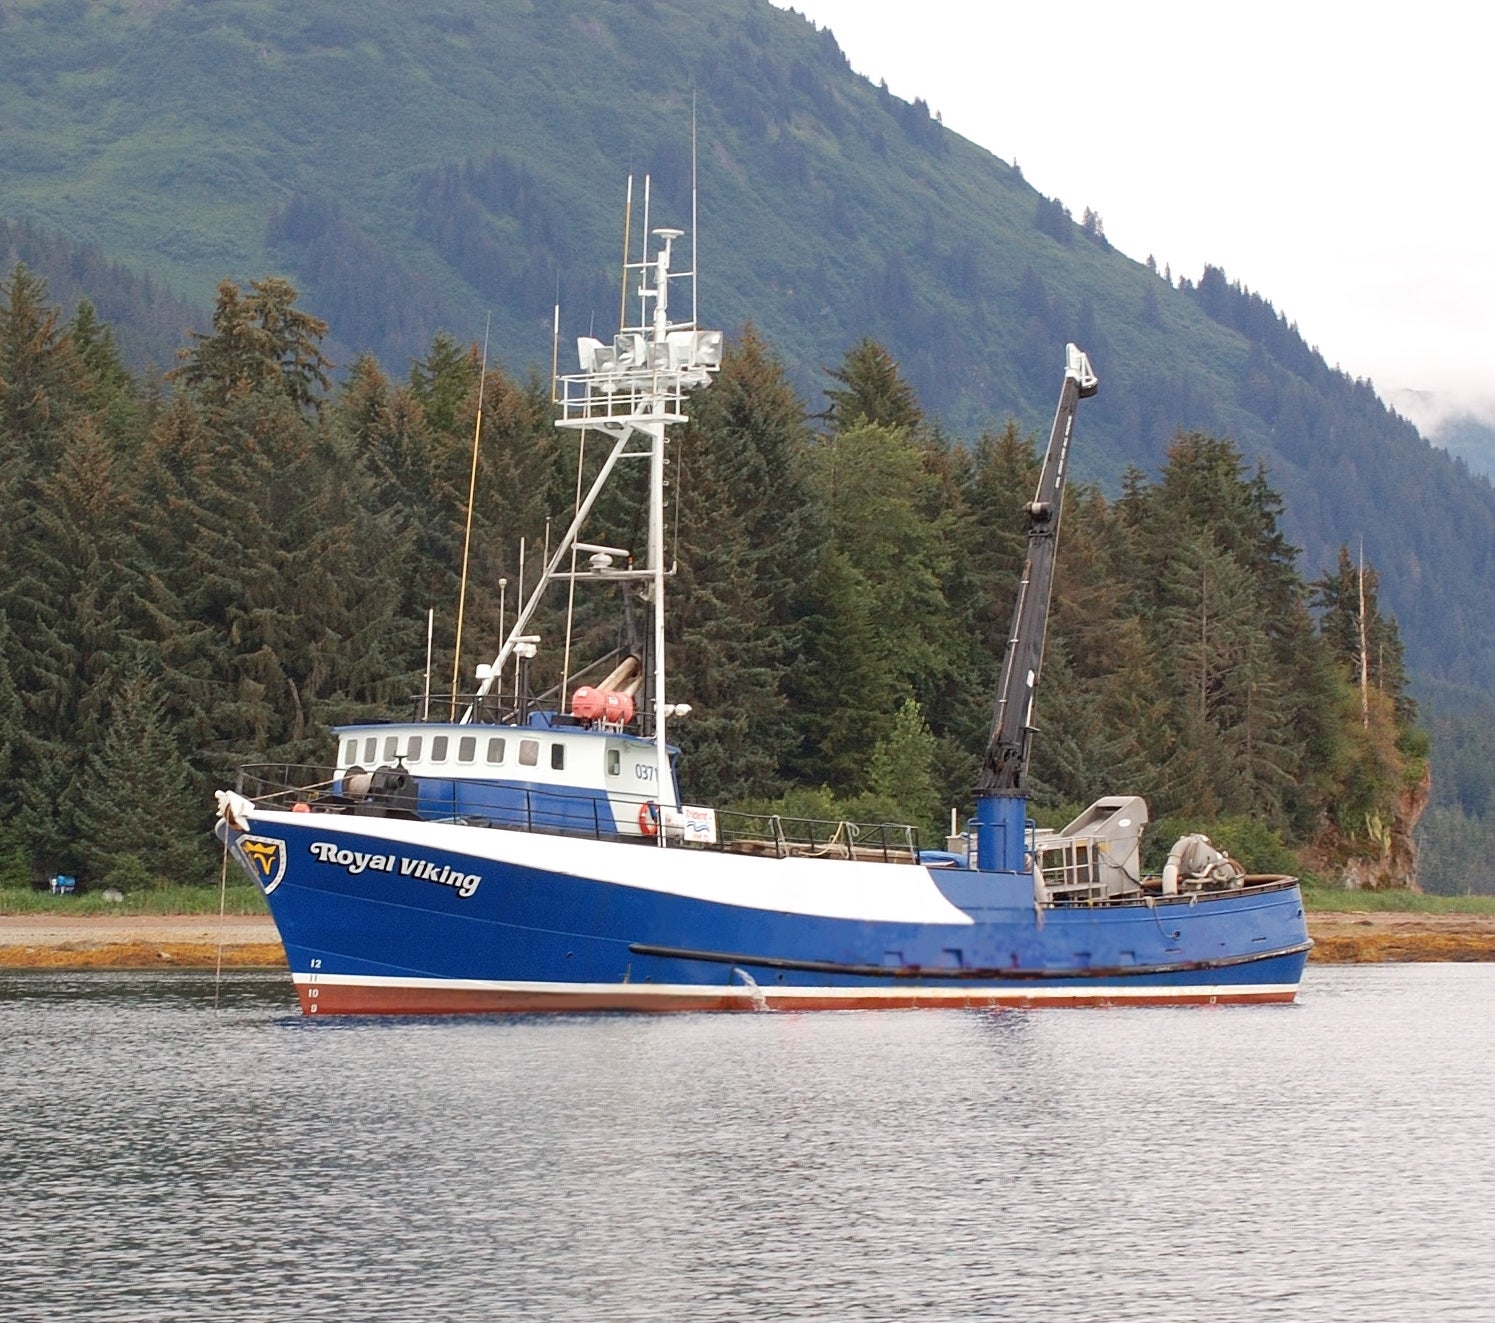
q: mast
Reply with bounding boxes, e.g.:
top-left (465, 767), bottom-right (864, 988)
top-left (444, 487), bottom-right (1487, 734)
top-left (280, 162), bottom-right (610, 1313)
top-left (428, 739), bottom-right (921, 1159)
top-left (646, 230), bottom-right (677, 798)
top-left (464, 210), bottom-right (723, 831)
top-left (972, 343), bottom-right (1097, 872)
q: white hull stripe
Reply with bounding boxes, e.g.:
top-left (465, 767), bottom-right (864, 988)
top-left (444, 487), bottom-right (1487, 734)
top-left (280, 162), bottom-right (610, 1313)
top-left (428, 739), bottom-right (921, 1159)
top-left (292, 972), bottom-right (1300, 1003)
top-left (252, 808), bottom-right (974, 926)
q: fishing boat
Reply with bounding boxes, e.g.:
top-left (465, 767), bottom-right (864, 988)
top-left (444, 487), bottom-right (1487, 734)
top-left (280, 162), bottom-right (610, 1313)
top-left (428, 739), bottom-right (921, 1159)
top-left (214, 212), bottom-right (1311, 1015)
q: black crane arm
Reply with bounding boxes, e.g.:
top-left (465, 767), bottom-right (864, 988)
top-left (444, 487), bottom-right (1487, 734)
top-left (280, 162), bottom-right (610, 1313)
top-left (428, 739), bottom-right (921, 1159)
top-left (976, 343), bottom-right (1098, 796)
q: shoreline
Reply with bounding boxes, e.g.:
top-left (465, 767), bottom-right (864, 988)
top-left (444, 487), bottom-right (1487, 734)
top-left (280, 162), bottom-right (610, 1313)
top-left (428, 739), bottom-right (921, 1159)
top-left (4, 911), bottom-right (1495, 970)
top-left (0, 915), bottom-right (287, 970)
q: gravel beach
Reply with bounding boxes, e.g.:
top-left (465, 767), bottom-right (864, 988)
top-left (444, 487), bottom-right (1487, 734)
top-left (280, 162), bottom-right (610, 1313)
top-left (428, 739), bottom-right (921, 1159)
top-left (0, 914), bottom-right (286, 969)
top-left (5, 910), bottom-right (1495, 969)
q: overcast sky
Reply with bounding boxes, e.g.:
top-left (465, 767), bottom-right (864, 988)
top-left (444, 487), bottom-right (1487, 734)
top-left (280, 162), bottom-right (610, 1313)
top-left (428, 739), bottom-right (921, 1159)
top-left (773, 0), bottom-right (1491, 429)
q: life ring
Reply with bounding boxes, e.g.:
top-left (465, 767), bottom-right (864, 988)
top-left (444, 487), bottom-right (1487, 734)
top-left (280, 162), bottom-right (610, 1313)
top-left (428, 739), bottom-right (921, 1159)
top-left (638, 802), bottom-right (659, 837)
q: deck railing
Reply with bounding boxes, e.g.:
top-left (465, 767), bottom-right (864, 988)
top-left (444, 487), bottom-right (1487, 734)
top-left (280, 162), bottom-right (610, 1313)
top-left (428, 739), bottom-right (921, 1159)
top-left (234, 765), bottom-right (921, 863)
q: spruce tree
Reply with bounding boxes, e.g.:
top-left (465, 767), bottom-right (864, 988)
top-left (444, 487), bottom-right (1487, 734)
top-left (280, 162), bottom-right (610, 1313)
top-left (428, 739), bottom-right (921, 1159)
top-left (76, 662), bottom-right (206, 887)
top-left (666, 424), bottom-right (783, 803)
top-left (862, 696), bottom-right (942, 835)
top-left (1313, 545), bottom-right (1413, 723)
top-left (678, 326), bottom-right (824, 781)
top-left (154, 279), bottom-right (410, 772)
top-left (172, 277), bottom-right (332, 412)
top-left (0, 264), bottom-right (86, 461)
top-left (409, 332), bottom-right (479, 437)
top-left (821, 336), bottom-right (923, 433)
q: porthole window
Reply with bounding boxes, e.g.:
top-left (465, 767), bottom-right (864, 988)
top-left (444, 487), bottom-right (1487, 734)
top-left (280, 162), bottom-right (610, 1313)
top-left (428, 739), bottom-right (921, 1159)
top-left (431, 735), bottom-right (449, 762)
top-left (487, 737), bottom-right (505, 764)
top-left (519, 739), bottom-right (539, 767)
top-left (458, 735), bottom-right (476, 763)
top-left (607, 748), bottom-right (621, 776)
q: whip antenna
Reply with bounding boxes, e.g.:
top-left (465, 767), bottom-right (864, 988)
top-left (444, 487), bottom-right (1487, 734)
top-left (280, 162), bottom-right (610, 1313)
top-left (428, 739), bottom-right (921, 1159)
top-left (619, 174), bottom-right (633, 332)
top-left (692, 88), bottom-right (699, 326)
top-left (450, 316), bottom-right (490, 717)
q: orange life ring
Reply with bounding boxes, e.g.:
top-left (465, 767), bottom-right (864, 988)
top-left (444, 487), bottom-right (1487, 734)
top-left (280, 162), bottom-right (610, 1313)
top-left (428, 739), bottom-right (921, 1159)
top-left (638, 802), bottom-right (659, 837)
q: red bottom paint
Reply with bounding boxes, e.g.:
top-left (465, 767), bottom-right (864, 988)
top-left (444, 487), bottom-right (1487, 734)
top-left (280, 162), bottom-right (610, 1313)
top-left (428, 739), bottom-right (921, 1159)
top-left (294, 980), bottom-right (1298, 1016)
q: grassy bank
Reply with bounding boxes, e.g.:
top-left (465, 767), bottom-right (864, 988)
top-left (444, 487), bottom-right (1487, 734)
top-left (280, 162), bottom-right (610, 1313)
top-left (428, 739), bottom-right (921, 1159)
top-left (1300, 884), bottom-right (1495, 916)
top-left (0, 884), bottom-right (270, 917)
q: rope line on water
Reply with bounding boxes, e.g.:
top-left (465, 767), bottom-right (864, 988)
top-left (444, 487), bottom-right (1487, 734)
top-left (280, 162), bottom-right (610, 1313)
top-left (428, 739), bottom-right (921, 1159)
top-left (214, 831), bottom-right (230, 1012)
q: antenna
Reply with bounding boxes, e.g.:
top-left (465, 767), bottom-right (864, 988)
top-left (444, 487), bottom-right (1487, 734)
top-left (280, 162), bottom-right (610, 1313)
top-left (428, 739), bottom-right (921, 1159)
top-left (692, 88), bottom-right (699, 328)
top-left (1358, 537), bottom-right (1370, 728)
top-left (515, 536), bottom-right (525, 709)
top-left (422, 607), bottom-right (434, 721)
top-left (495, 578), bottom-right (507, 704)
top-left (639, 174), bottom-right (651, 327)
top-left (560, 430), bottom-right (589, 705)
top-left (550, 301), bottom-right (560, 403)
top-left (450, 317), bottom-right (490, 718)
top-left (619, 174), bottom-right (633, 333)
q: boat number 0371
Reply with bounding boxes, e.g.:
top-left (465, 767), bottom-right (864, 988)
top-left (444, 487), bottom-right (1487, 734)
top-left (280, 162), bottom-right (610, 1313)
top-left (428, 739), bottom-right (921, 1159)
top-left (634, 764), bottom-right (657, 782)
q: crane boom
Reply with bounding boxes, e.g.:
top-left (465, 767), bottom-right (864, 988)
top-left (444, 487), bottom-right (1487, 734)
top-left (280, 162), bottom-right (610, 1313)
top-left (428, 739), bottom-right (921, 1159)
top-left (976, 343), bottom-right (1098, 797)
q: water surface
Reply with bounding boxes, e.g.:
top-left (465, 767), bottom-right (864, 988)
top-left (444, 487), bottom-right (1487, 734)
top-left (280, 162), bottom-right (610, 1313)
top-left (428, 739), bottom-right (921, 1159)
top-left (3, 965), bottom-right (1491, 1320)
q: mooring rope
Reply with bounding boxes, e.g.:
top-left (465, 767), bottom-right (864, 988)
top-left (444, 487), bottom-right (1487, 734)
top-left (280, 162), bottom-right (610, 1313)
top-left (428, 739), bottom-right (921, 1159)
top-left (213, 830), bottom-right (230, 1012)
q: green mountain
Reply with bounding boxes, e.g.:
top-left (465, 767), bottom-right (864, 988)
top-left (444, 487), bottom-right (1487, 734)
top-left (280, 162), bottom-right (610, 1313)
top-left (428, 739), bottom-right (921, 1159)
top-left (3, 0), bottom-right (1493, 693)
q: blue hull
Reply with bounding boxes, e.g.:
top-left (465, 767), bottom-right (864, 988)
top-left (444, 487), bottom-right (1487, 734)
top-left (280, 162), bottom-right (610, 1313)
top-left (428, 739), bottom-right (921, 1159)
top-left (224, 808), bottom-right (1310, 1014)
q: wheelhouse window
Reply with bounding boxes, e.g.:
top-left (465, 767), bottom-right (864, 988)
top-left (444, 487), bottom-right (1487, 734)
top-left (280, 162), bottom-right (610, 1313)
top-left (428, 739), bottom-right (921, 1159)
top-left (431, 735), bottom-right (449, 763)
top-left (384, 735), bottom-right (399, 761)
top-left (363, 737), bottom-right (377, 763)
top-left (458, 735), bottom-right (476, 763)
top-left (519, 739), bottom-right (539, 767)
top-left (487, 738), bottom-right (505, 764)
top-left (607, 748), bottom-right (621, 777)
top-left (343, 739), bottom-right (358, 766)
top-left (551, 743), bottom-right (565, 771)
top-left (406, 735), bottom-right (423, 763)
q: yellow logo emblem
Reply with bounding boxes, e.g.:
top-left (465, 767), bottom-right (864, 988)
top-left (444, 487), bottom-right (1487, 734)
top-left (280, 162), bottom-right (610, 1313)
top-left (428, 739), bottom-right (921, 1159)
top-left (236, 835), bottom-right (288, 894)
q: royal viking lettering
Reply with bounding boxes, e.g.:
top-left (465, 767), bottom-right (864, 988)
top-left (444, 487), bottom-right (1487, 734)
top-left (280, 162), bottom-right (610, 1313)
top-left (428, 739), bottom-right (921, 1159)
top-left (308, 841), bottom-right (481, 898)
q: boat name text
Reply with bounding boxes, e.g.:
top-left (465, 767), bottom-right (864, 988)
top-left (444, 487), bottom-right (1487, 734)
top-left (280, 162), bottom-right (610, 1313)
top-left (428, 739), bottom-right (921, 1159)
top-left (308, 841), bottom-right (482, 897)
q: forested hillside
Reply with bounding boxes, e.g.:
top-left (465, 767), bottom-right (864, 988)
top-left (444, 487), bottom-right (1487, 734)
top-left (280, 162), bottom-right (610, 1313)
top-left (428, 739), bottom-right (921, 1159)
top-left (1428, 414), bottom-right (1495, 482)
top-left (2, 0), bottom-right (1493, 698)
top-left (0, 268), bottom-right (1431, 891)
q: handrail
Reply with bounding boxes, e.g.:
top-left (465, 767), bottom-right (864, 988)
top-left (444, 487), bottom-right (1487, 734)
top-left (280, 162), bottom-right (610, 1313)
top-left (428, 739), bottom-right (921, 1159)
top-left (233, 764), bottom-right (923, 863)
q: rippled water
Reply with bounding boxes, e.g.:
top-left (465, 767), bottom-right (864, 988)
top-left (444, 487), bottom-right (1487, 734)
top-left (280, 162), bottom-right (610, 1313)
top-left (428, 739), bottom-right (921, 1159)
top-left (3, 964), bottom-right (1492, 1321)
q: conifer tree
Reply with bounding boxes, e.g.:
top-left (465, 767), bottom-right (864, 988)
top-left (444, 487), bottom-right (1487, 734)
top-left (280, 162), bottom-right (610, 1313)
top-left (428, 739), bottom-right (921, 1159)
top-left (1313, 545), bottom-right (1413, 723)
top-left (783, 546), bottom-right (890, 792)
top-left (0, 263), bottom-right (86, 466)
top-left (666, 425), bottom-right (783, 802)
top-left (937, 423), bottom-right (1039, 800)
top-left (1033, 488), bottom-right (1164, 806)
top-left (409, 331), bottom-right (479, 437)
top-left (76, 662), bottom-right (206, 887)
top-left (862, 696), bottom-right (942, 834)
top-left (433, 366), bottom-right (557, 701)
top-left (821, 336), bottom-right (923, 433)
top-left (788, 419), bottom-right (959, 788)
top-left (173, 277), bottom-right (332, 412)
top-left (154, 280), bottom-right (410, 772)
top-left (678, 326), bottom-right (824, 780)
